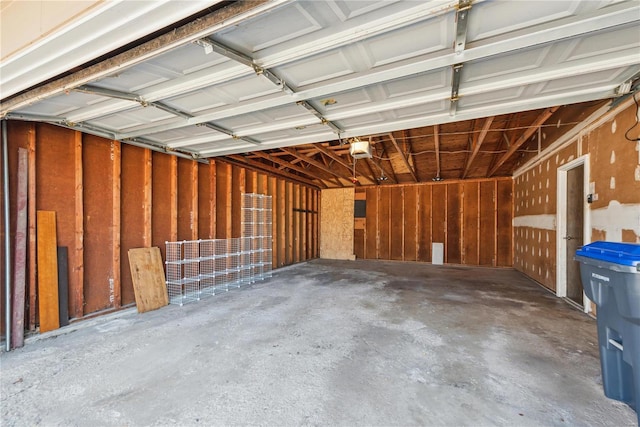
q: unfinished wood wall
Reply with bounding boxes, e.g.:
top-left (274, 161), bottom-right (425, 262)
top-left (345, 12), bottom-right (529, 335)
top-left (0, 122), bottom-right (319, 333)
top-left (514, 100), bottom-right (640, 292)
top-left (353, 178), bottom-right (513, 266)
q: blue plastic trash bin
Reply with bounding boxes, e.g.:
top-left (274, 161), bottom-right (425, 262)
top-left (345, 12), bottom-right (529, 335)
top-left (575, 241), bottom-right (640, 424)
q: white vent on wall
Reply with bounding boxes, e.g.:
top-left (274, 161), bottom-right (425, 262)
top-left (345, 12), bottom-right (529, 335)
top-left (349, 139), bottom-right (372, 159)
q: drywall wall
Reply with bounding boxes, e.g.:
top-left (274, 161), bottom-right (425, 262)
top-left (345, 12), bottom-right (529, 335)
top-left (514, 99), bottom-right (640, 293)
top-left (0, 121), bottom-right (319, 334)
top-left (320, 188), bottom-right (356, 260)
top-left (353, 178), bottom-right (513, 266)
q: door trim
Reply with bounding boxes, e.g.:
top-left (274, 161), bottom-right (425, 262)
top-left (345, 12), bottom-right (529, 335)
top-left (556, 155), bottom-right (591, 313)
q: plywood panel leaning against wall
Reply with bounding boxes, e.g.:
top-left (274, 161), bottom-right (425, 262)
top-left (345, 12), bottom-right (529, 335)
top-left (128, 247), bottom-right (168, 313)
top-left (320, 188), bottom-right (356, 260)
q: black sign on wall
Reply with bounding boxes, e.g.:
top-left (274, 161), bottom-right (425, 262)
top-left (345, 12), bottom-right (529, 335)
top-left (354, 200), bottom-right (366, 218)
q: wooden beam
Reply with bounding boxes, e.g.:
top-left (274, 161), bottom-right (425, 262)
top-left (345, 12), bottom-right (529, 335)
top-left (111, 141), bottom-right (121, 308)
top-left (281, 147), bottom-right (350, 183)
top-left (434, 124), bottom-right (441, 178)
top-left (143, 149), bottom-right (152, 246)
top-left (190, 161), bottom-right (199, 240)
top-left (368, 156), bottom-right (397, 184)
top-left (363, 158), bottom-right (380, 185)
top-left (209, 160), bottom-right (217, 239)
top-left (170, 156), bottom-right (178, 241)
top-left (228, 151), bottom-right (326, 188)
top-left (403, 129), bottom-right (418, 179)
top-left (370, 141), bottom-right (398, 184)
top-left (488, 106), bottom-right (559, 176)
top-left (11, 148), bottom-right (28, 348)
top-left (313, 143), bottom-right (353, 172)
top-left (388, 133), bottom-right (417, 182)
top-left (462, 116), bottom-right (494, 179)
top-left (319, 155), bottom-right (345, 187)
top-left (72, 131), bottom-right (84, 319)
top-left (27, 123), bottom-right (37, 330)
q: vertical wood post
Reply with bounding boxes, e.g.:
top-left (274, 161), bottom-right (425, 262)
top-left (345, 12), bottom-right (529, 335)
top-left (170, 156), bottom-right (178, 241)
top-left (27, 124), bottom-right (37, 330)
top-left (11, 148), bottom-right (28, 348)
top-left (143, 149), bottom-right (152, 247)
top-left (111, 141), bottom-right (121, 308)
top-left (191, 161), bottom-right (199, 240)
top-left (72, 131), bottom-right (84, 319)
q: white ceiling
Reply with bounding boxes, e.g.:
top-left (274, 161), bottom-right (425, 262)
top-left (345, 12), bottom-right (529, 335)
top-left (2, 0), bottom-right (639, 159)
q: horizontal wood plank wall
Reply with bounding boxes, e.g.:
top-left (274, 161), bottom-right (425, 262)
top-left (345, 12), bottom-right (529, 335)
top-left (2, 122), bottom-right (319, 333)
top-left (357, 178), bottom-right (513, 267)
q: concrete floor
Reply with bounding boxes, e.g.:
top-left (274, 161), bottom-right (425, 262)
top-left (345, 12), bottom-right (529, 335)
top-left (1, 259), bottom-right (636, 426)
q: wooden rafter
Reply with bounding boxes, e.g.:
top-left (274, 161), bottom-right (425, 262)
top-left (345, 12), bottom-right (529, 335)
top-left (281, 147), bottom-right (351, 184)
top-left (389, 132), bottom-right (417, 182)
top-left (368, 153), bottom-right (397, 184)
top-left (462, 116), bottom-right (494, 179)
top-left (225, 154), bottom-right (323, 188)
top-left (318, 152), bottom-right (346, 187)
top-left (249, 151), bottom-right (327, 184)
top-left (314, 143), bottom-right (352, 172)
top-left (434, 124), bottom-right (441, 178)
top-left (488, 106), bottom-right (559, 176)
top-left (363, 158), bottom-right (381, 185)
top-left (402, 130), bottom-right (418, 178)
top-left (373, 138), bottom-right (398, 183)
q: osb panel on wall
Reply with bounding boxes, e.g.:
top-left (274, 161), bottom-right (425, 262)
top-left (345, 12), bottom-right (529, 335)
top-left (586, 103), bottom-right (640, 243)
top-left (320, 188), bottom-right (355, 260)
top-left (513, 100), bottom-right (640, 295)
top-left (356, 178), bottom-right (512, 266)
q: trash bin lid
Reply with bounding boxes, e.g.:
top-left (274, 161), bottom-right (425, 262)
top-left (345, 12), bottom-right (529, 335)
top-left (576, 241), bottom-right (640, 267)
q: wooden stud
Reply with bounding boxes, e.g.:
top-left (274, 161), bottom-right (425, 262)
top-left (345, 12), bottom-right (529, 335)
top-left (170, 156), bottom-right (178, 241)
top-left (27, 124), bottom-right (37, 330)
top-left (191, 161), bottom-right (199, 240)
top-left (224, 163), bottom-right (232, 239)
top-left (277, 179), bottom-right (285, 266)
top-left (73, 131), bottom-right (84, 319)
top-left (403, 186), bottom-right (417, 261)
top-left (143, 149), bottom-right (152, 247)
top-left (111, 141), bottom-right (121, 308)
top-left (390, 187), bottom-right (404, 260)
top-left (286, 182), bottom-right (293, 264)
top-left (434, 124), bottom-right (441, 179)
top-left (209, 160), bottom-right (217, 239)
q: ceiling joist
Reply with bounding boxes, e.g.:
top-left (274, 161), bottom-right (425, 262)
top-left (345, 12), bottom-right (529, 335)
top-left (389, 133), bottom-right (418, 182)
top-left (488, 106), bottom-right (560, 176)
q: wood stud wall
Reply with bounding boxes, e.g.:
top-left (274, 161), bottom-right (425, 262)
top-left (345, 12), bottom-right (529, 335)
top-left (0, 122), bottom-right (319, 332)
top-left (355, 178), bottom-right (513, 266)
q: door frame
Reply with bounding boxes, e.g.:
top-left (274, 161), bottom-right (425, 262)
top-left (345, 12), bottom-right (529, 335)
top-left (556, 154), bottom-right (591, 313)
